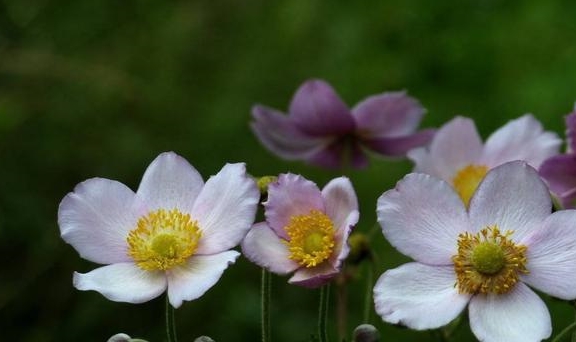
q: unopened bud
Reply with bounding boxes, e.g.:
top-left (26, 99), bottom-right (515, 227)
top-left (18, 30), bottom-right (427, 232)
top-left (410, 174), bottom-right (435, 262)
top-left (194, 336), bottom-right (215, 342)
top-left (347, 233), bottom-right (372, 265)
top-left (107, 333), bottom-right (131, 342)
top-left (352, 324), bottom-right (380, 342)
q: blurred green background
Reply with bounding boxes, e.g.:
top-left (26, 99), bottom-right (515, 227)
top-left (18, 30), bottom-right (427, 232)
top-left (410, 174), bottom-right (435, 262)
top-left (1, 0), bottom-right (576, 341)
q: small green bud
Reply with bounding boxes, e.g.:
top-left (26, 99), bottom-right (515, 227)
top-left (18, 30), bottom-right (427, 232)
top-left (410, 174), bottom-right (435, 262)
top-left (347, 232), bottom-right (372, 265)
top-left (194, 336), bottom-right (215, 342)
top-left (107, 334), bottom-right (131, 342)
top-left (256, 176), bottom-right (278, 194)
top-left (352, 324), bottom-right (380, 342)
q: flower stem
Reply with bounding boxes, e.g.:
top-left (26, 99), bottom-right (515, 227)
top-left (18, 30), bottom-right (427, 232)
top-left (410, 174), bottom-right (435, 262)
top-left (552, 321), bottom-right (576, 342)
top-left (261, 269), bottom-right (271, 342)
top-left (362, 261), bottom-right (374, 323)
top-left (166, 296), bottom-right (178, 342)
top-left (318, 283), bottom-right (330, 342)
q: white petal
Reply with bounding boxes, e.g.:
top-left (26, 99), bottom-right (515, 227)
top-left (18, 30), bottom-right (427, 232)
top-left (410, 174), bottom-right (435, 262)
top-left (166, 251), bottom-right (239, 308)
top-left (73, 263), bottom-right (167, 304)
top-left (481, 114), bottom-right (561, 168)
top-left (288, 261), bottom-right (337, 288)
top-left (377, 173), bottom-right (468, 265)
top-left (241, 222), bottom-right (299, 274)
top-left (521, 210), bottom-right (576, 299)
top-left (192, 163), bottom-right (259, 254)
top-left (469, 161), bottom-right (552, 241)
top-left (136, 152), bottom-right (204, 213)
top-left (58, 178), bottom-right (141, 264)
top-left (469, 282), bottom-right (551, 342)
top-left (321, 177), bottom-right (359, 233)
top-left (373, 263), bottom-right (470, 330)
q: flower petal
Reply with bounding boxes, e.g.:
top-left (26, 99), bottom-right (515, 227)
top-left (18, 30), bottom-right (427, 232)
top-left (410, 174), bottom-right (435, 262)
top-left (192, 163), bottom-right (259, 255)
top-left (468, 282), bottom-right (551, 342)
top-left (469, 161), bottom-right (552, 242)
top-left (264, 173), bottom-right (324, 239)
top-left (352, 91), bottom-right (425, 137)
top-left (58, 178), bottom-right (141, 264)
top-left (288, 261), bottom-right (337, 288)
top-left (521, 210), bottom-right (576, 299)
top-left (566, 111), bottom-right (576, 152)
top-left (377, 173), bottom-right (468, 265)
top-left (136, 152), bottom-right (204, 213)
top-left (373, 263), bottom-right (470, 330)
top-left (166, 251), bottom-right (239, 308)
top-left (481, 114), bottom-right (561, 168)
top-left (306, 140), bottom-right (346, 169)
top-left (73, 263), bottom-right (167, 303)
top-left (321, 177), bottom-right (358, 232)
top-left (539, 154), bottom-right (576, 208)
top-left (363, 129), bottom-right (435, 157)
top-left (288, 79), bottom-right (355, 136)
top-left (330, 210), bottom-right (358, 270)
top-left (241, 222), bottom-right (299, 274)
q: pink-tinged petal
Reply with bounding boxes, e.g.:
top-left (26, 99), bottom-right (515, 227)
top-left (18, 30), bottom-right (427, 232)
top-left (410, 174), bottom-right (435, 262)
top-left (73, 263), bottom-right (166, 304)
top-left (289, 79), bottom-right (355, 136)
top-left (469, 161), bottom-right (551, 242)
top-left (539, 155), bottom-right (576, 208)
top-left (166, 251), bottom-right (239, 308)
top-left (192, 163), bottom-right (259, 255)
top-left (251, 105), bottom-right (330, 160)
top-left (566, 111), bottom-right (576, 152)
top-left (306, 140), bottom-right (346, 169)
top-left (322, 177), bottom-right (358, 232)
top-left (469, 282), bottom-right (551, 342)
top-left (136, 152), bottom-right (204, 213)
top-left (481, 114), bottom-right (561, 168)
top-left (352, 91), bottom-right (425, 137)
top-left (373, 263), bottom-right (470, 330)
top-left (330, 210), bottom-right (358, 270)
top-left (363, 129), bottom-right (435, 157)
top-left (351, 142), bottom-right (369, 168)
top-left (58, 178), bottom-right (141, 264)
top-left (241, 222), bottom-right (299, 274)
top-left (288, 262), bottom-right (338, 288)
top-left (264, 173), bottom-right (324, 239)
top-left (521, 210), bottom-right (576, 299)
top-left (408, 117), bottom-right (483, 181)
top-left (377, 173), bottom-right (468, 265)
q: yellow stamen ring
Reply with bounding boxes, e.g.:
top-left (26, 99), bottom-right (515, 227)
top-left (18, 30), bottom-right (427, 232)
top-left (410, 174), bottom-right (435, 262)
top-left (452, 164), bottom-right (489, 207)
top-left (284, 210), bottom-right (335, 268)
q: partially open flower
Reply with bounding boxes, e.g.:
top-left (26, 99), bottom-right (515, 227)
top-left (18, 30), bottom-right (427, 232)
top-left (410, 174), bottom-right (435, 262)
top-left (242, 173), bottom-right (359, 287)
top-left (251, 79), bottom-right (434, 169)
top-left (58, 152), bottom-right (259, 307)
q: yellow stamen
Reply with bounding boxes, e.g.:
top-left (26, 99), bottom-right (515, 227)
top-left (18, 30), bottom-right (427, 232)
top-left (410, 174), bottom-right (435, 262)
top-left (127, 209), bottom-right (201, 271)
top-left (452, 226), bottom-right (528, 295)
top-left (284, 210), bottom-right (335, 268)
top-left (452, 164), bottom-right (489, 207)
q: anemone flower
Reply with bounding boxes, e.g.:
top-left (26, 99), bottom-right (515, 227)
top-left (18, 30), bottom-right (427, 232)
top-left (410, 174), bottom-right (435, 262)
top-left (408, 114), bottom-right (560, 207)
top-left (58, 152), bottom-right (259, 308)
top-left (241, 173), bottom-right (358, 287)
top-left (374, 161), bottom-right (576, 342)
top-left (539, 107), bottom-right (576, 208)
top-left (250, 79), bottom-right (435, 169)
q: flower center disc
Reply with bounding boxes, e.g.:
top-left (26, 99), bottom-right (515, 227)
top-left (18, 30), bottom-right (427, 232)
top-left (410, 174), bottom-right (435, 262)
top-left (452, 164), bottom-right (489, 207)
top-left (127, 209), bottom-right (201, 271)
top-left (284, 210), bottom-right (335, 268)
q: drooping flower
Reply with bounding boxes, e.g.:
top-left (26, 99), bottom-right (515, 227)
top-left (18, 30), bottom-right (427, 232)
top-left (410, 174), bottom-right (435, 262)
top-left (241, 173), bottom-right (359, 287)
top-left (539, 106), bottom-right (576, 208)
top-left (374, 161), bottom-right (576, 342)
top-left (250, 79), bottom-right (435, 169)
top-left (58, 152), bottom-right (259, 308)
top-left (408, 115), bottom-right (561, 207)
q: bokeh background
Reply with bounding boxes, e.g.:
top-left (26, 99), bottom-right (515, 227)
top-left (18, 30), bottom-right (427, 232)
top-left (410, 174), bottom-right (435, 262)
top-left (1, 0), bottom-right (576, 341)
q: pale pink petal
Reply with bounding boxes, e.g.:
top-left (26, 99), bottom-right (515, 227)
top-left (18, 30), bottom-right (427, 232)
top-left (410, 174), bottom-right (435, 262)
top-left (58, 178), bottom-right (142, 264)
top-left (241, 222), bottom-right (299, 274)
top-left (363, 129), bottom-right (435, 157)
top-left (136, 152), bottom-right (204, 213)
top-left (289, 79), bottom-right (355, 136)
top-left (330, 210), bottom-right (358, 270)
top-left (321, 177), bottom-right (358, 232)
top-left (306, 140), bottom-right (346, 169)
top-left (407, 116), bottom-right (483, 181)
top-left (264, 173), bottom-right (324, 239)
top-left (469, 161), bottom-right (552, 242)
top-left (373, 263), bottom-right (470, 330)
top-left (566, 111), bottom-right (576, 152)
top-left (469, 282), bottom-right (551, 342)
top-left (352, 91), bottom-right (425, 137)
top-left (288, 261), bottom-right (338, 288)
top-left (377, 173), bottom-right (468, 265)
top-left (481, 114), bottom-right (561, 168)
top-left (192, 163), bottom-right (259, 255)
top-left (73, 263), bottom-right (166, 303)
top-left (166, 251), bottom-right (239, 308)
top-left (539, 155), bottom-right (576, 208)
top-left (521, 210), bottom-right (576, 299)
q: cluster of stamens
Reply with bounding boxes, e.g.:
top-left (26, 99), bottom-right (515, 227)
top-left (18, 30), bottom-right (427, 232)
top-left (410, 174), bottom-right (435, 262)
top-left (452, 164), bottom-right (489, 207)
top-left (284, 210), bottom-right (335, 268)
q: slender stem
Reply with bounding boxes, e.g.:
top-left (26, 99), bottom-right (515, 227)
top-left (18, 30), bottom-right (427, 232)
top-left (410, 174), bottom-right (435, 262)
top-left (362, 261), bottom-right (374, 323)
top-left (336, 274), bottom-right (347, 341)
top-left (166, 296), bottom-right (178, 342)
top-left (553, 321), bottom-right (576, 342)
top-left (261, 269), bottom-right (271, 342)
top-left (318, 283), bottom-right (330, 342)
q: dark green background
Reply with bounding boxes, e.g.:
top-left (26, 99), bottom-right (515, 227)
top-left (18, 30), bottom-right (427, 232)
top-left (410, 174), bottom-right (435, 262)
top-left (1, 0), bottom-right (575, 341)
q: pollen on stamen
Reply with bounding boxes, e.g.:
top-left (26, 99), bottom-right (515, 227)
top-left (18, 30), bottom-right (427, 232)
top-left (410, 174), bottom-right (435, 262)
top-left (284, 210), bottom-right (335, 268)
top-left (452, 164), bottom-right (489, 207)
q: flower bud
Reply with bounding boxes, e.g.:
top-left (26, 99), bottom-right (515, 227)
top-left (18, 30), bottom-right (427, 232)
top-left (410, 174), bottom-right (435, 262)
top-left (256, 176), bottom-right (278, 194)
top-left (107, 333), bottom-right (131, 342)
top-left (194, 336), bottom-right (215, 342)
top-left (352, 324), bottom-right (380, 342)
top-left (347, 232), bottom-right (372, 265)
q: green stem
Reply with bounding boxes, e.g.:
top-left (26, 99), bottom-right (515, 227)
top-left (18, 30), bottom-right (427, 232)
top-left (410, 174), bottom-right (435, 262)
top-left (552, 321), bottom-right (576, 342)
top-left (319, 283), bottom-right (330, 342)
top-left (261, 269), bottom-right (271, 342)
top-left (166, 296), bottom-right (178, 342)
top-left (362, 261), bottom-right (374, 323)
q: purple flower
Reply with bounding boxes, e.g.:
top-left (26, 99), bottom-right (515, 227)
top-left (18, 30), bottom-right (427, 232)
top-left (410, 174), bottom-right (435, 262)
top-left (539, 107), bottom-right (576, 208)
top-left (251, 79), bottom-right (435, 169)
top-left (241, 173), bottom-right (359, 287)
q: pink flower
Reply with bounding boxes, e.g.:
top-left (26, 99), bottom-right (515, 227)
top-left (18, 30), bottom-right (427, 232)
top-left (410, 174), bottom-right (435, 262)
top-left (251, 79), bottom-right (434, 169)
top-left (374, 161), bottom-right (576, 342)
top-left (242, 174), bottom-right (359, 287)
top-left (58, 152), bottom-right (259, 307)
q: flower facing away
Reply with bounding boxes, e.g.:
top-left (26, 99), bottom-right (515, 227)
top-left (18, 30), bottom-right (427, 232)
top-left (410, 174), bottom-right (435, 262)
top-left (374, 161), bottom-right (576, 342)
top-left (408, 115), bottom-right (561, 207)
top-left (540, 106), bottom-right (576, 208)
top-left (250, 79), bottom-right (435, 169)
top-left (241, 173), bottom-right (359, 287)
top-left (58, 152), bottom-right (259, 308)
